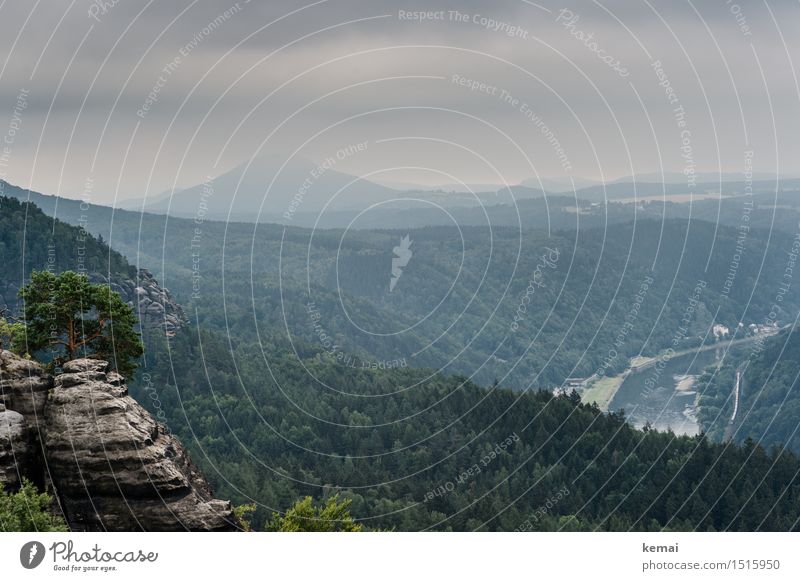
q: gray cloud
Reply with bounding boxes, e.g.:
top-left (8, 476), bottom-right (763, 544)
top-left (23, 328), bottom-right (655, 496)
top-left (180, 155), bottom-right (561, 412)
top-left (0, 0), bottom-right (798, 202)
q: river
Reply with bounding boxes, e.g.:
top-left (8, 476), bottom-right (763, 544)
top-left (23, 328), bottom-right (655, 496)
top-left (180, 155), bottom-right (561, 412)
top-left (609, 347), bottom-right (723, 436)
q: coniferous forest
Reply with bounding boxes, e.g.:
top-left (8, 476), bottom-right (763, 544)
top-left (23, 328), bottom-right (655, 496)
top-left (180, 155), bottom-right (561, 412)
top-left (4, 192), bottom-right (800, 531)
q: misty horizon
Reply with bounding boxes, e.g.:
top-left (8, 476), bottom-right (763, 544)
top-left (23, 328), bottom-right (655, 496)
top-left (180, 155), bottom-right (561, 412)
top-left (2, 1), bottom-right (799, 204)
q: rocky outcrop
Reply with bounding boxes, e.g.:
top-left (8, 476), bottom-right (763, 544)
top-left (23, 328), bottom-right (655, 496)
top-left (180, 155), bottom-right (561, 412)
top-left (0, 352), bottom-right (234, 531)
top-left (45, 358), bottom-right (234, 531)
top-left (0, 404), bottom-right (32, 489)
top-left (0, 350), bottom-right (52, 430)
top-left (0, 351), bottom-right (51, 492)
top-left (90, 268), bottom-right (187, 338)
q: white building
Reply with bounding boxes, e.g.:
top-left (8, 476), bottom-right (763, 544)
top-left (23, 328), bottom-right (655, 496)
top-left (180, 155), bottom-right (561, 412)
top-left (712, 324), bottom-right (730, 340)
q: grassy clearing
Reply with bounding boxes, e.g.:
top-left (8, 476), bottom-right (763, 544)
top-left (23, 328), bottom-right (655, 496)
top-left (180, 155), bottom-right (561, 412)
top-left (581, 375), bottom-right (626, 411)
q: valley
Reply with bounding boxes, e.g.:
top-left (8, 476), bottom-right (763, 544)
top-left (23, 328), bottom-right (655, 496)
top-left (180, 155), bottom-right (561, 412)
top-left (3, 182), bottom-right (800, 530)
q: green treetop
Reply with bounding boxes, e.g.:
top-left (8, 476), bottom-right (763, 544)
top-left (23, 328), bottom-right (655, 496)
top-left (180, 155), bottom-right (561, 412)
top-left (0, 313), bottom-right (25, 353)
top-left (18, 270), bottom-right (143, 377)
top-left (267, 496), bottom-right (363, 532)
top-left (0, 480), bottom-right (67, 532)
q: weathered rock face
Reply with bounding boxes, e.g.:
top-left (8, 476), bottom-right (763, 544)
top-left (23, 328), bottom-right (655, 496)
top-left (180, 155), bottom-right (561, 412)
top-left (0, 350), bottom-right (53, 430)
top-left (0, 351), bottom-right (49, 492)
top-left (0, 351), bottom-right (234, 531)
top-left (44, 358), bottom-right (235, 531)
top-left (90, 268), bottom-right (187, 338)
top-left (0, 405), bottom-right (32, 489)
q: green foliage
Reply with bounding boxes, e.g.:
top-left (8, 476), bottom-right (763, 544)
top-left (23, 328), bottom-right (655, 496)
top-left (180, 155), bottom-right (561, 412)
top-left (0, 195), bottom-right (135, 284)
top-left (267, 496), bottom-right (362, 532)
top-left (133, 328), bottom-right (800, 532)
top-left (0, 480), bottom-right (68, 532)
top-left (5, 193), bottom-right (800, 532)
top-left (18, 270), bottom-right (143, 377)
top-left (0, 317), bottom-right (25, 354)
top-left (698, 329), bottom-right (800, 453)
top-left (233, 503), bottom-right (257, 532)
top-left (106, 216), bottom-right (800, 390)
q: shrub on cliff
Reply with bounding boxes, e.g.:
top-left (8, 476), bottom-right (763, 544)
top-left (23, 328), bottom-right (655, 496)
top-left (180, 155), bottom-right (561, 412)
top-left (0, 480), bottom-right (67, 532)
top-left (0, 316), bottom-right (25, 354)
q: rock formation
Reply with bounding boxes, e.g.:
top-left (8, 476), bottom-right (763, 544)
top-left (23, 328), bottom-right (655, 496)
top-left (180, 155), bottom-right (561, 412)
top-left (0, 349), bottom-right (52, 430)
top-left (90, 268), bottom-right (187, 338)
top-left (0, 352), bottom-right (235, 531)
top-left (0, 404), bottom-right (32, 489)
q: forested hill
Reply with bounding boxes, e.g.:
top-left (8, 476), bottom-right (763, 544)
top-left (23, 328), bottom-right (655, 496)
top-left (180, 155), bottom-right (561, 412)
top-left (5, 178), bottom-right (799, 390)
top-left (0, 195), bottom-right (134, 311)
top-left (144, 328), bottom-right (800, 531)
top-left (103, 214), bottom-right (798, 390)
top-left (4, 194), bottom-right (800, 531)
top-left (698, 328), bottom-right (800, 453)
top-left (0, 195), bottom-right (134, 278)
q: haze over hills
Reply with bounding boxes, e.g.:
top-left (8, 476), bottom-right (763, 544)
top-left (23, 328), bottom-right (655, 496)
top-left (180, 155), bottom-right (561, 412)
top-left (5, 176), bottom-right (799, 392)
top-left (610, 172), bottom-right (800, 184)
top-left (102, 152), bottom-right (800, 225)
top-left (6, 173), bottom-right (800, 238)
top-left (119, 154), bottom-right (402, 219)
top-left (116, 154), bottom-right (549, 223)
top-left (10, 149), bottom-right (799, 230)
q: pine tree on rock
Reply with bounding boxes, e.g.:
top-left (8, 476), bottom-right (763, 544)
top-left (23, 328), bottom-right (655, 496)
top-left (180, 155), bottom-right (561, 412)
top-left (18, 270), bottom-right (143, 377)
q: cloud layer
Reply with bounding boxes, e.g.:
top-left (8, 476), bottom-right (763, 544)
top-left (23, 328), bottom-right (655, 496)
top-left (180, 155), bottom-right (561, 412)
top-left (0, 0), bottom-right (798, 202)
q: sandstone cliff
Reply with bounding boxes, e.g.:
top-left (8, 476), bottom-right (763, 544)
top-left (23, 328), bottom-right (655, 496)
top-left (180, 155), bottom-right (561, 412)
top-left (0, 352), bottom-right (234, 531)
top-left (0, 404), bottom-right (32, 489)
top-left (91, 268), bottom-right (187, 337)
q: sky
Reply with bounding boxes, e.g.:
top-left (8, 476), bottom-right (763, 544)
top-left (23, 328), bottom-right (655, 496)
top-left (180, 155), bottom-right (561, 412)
top-left (0, 0), bottom-right (798, 202)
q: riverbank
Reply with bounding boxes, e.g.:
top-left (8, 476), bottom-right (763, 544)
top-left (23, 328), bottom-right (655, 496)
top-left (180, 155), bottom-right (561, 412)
top-left (580, 373), bottom-right (627, 411)
top-left (579, 331), bottom-right (778, 412)
top-left (580, 356), bottom-right (657, 411)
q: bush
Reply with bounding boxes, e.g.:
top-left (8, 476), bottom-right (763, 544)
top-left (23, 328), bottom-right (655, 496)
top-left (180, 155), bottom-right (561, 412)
top-left (0, 480), bottom-right (68, 532)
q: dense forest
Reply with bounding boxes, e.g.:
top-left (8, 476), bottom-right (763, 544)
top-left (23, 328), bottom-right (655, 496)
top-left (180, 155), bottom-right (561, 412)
top-left (124, 217), bottom-right (799, 389)
top-left (8, 181), bottom-right (798, 389)
top-left (0, 195), bottom-right (134, 295)
top-left (4, 194), bottom-right (800, 531)
top-left (137, 327), bottom-right (800, 531)
top-left (6, 181), bottom-right (800, 390)
top-left (698, 329), bottom-right (800, 453)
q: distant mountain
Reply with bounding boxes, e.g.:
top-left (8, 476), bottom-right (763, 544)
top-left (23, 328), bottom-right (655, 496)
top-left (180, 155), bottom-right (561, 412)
top-left (377, 172), bottom-right (800, 194)
top-left (131, 161), bottom-right (800, 225)
top-left (123, 154), bottom-right (404, 221)
top-left (372, 176), bottom-right (599, 194)
top-left (612, 171), bottom-right (800, 184)
top-left (570, 178), bottom-right (800, 202)
top-left (519, 176), bottom-right (600, 192)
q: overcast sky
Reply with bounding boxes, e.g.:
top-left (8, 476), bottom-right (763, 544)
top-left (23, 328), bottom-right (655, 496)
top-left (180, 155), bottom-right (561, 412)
top-left (0, 0), bottom-right (798, 202)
